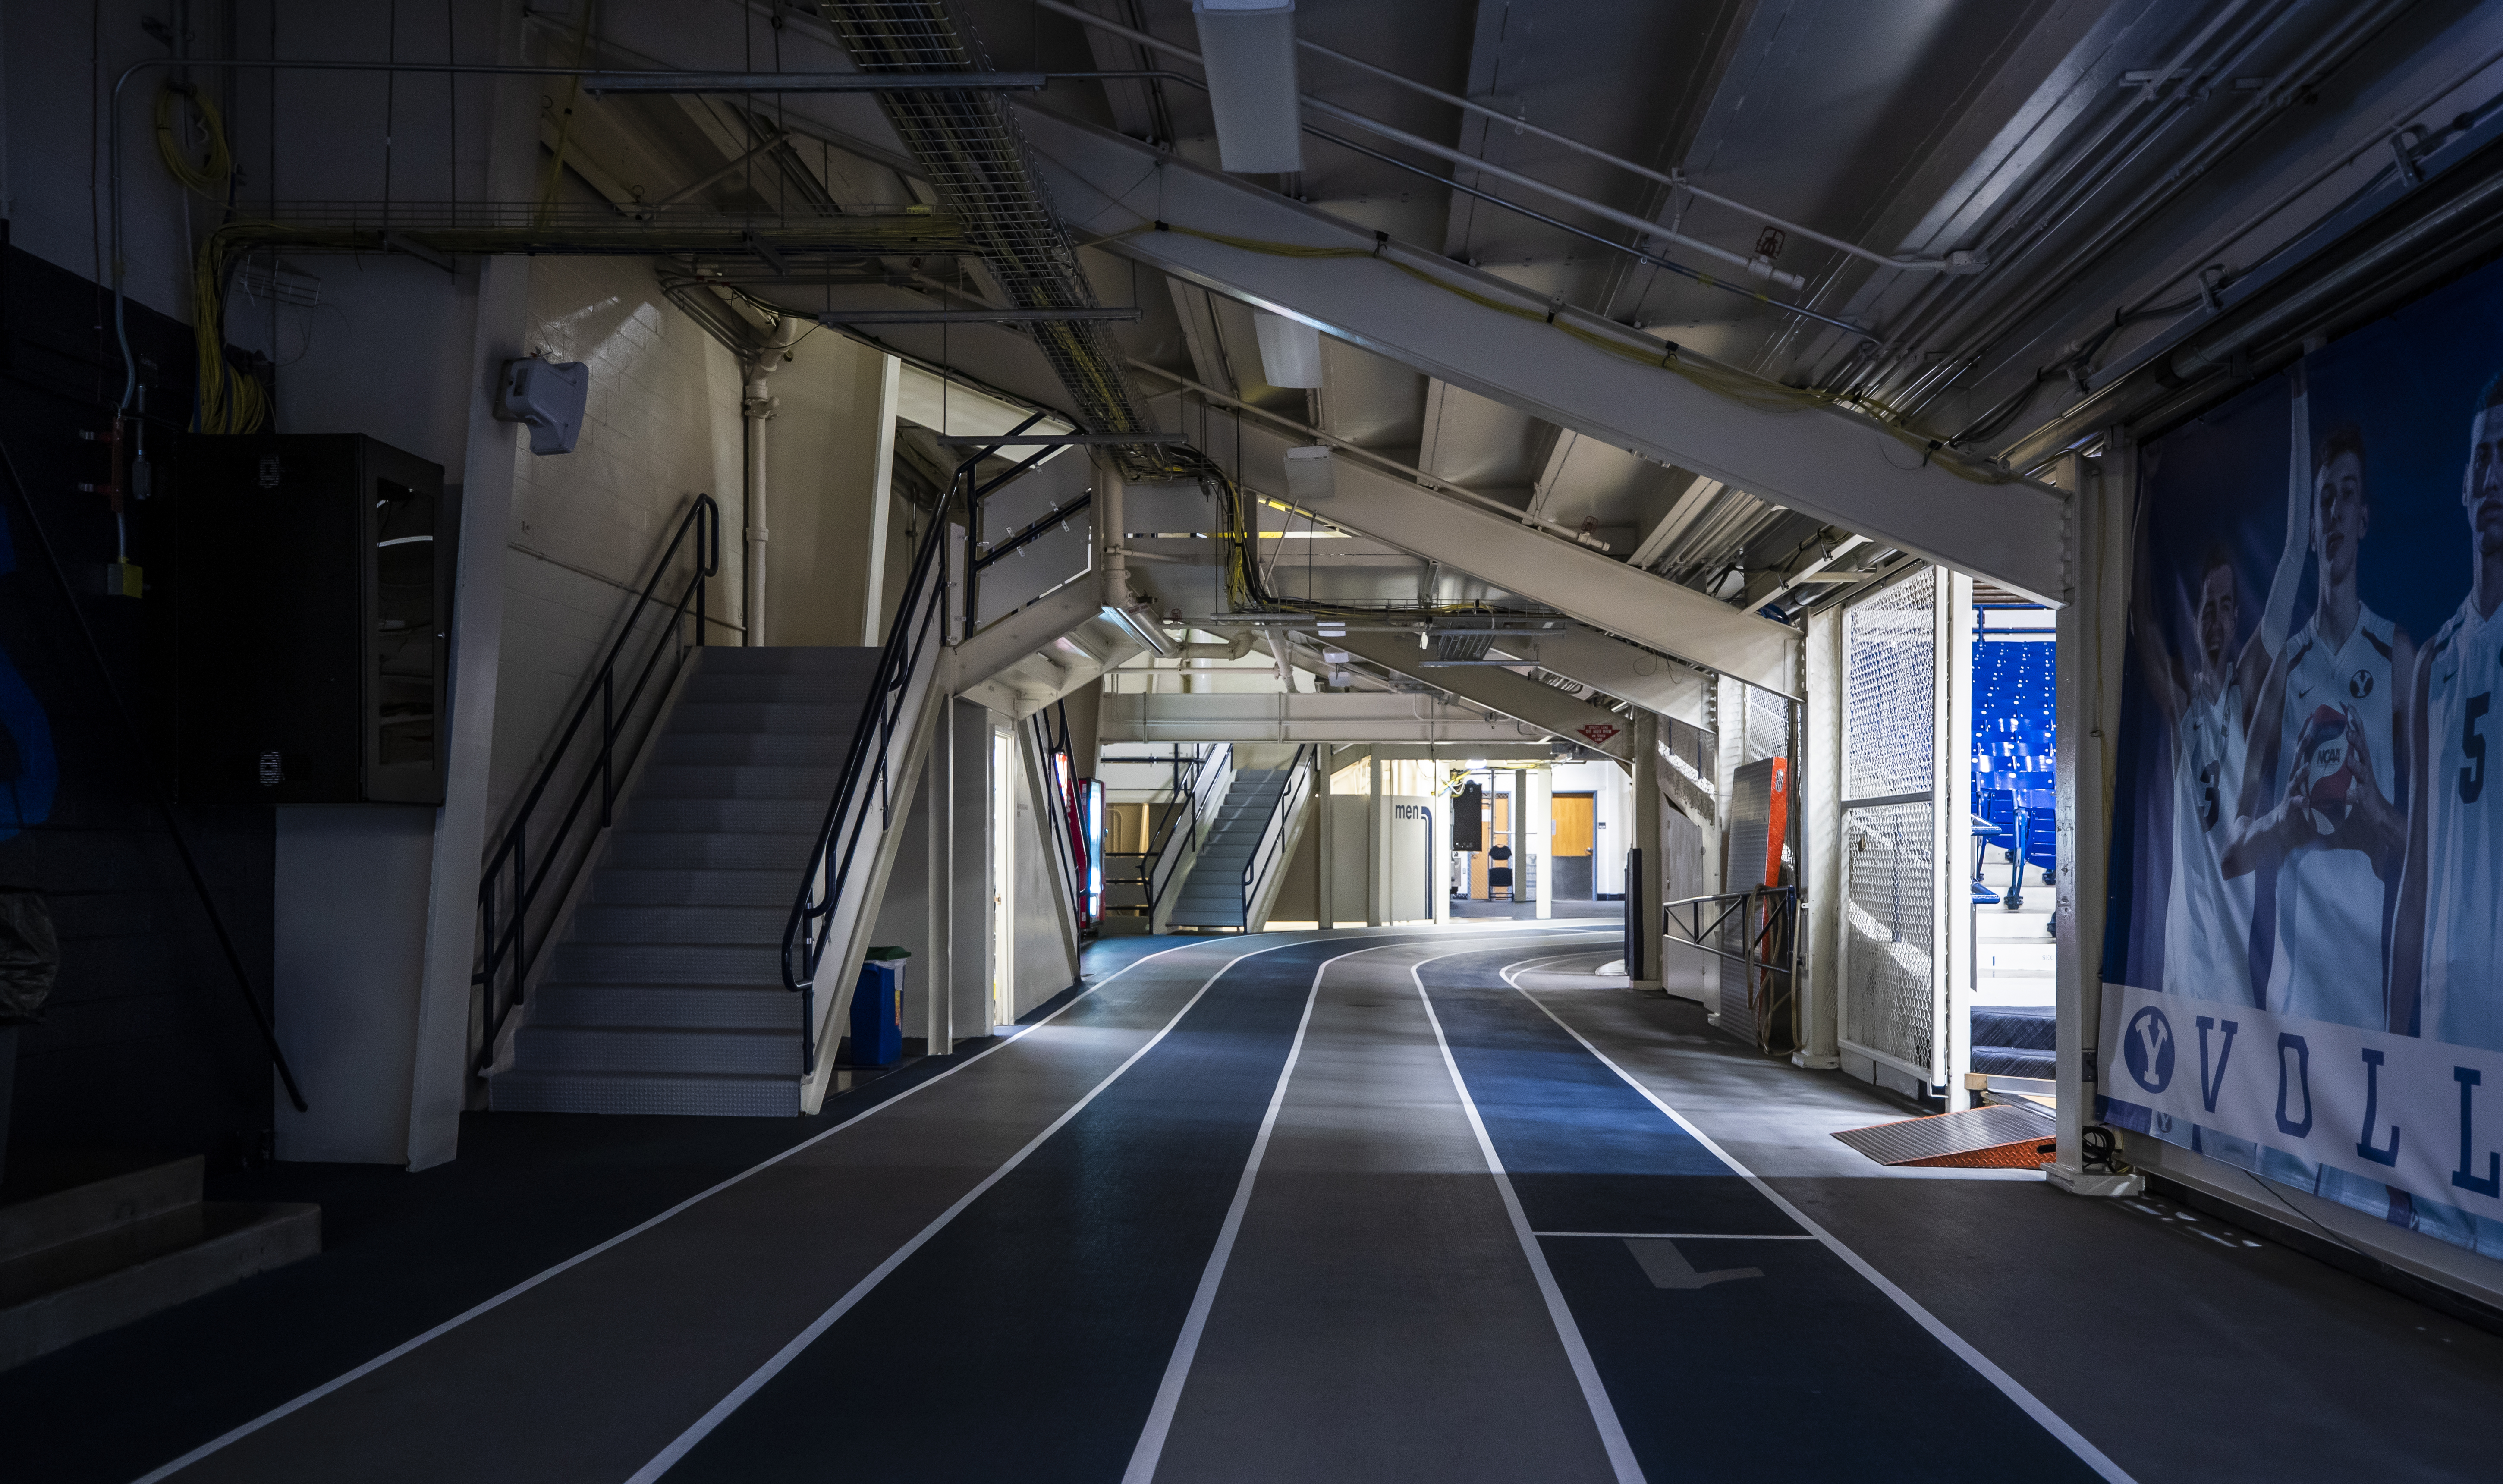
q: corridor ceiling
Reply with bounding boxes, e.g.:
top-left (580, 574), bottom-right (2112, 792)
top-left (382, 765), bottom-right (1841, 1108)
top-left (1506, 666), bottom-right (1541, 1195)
top-left (539, 0), bottom-right (2503, 660)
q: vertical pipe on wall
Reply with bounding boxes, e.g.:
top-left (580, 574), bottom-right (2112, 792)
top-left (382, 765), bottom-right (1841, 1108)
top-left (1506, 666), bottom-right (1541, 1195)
top-left (1945, 572), bottom-right (1977, 1100)
top-left (2049, 440), bottom-right (2142, 1197)
top-left (740, 321), bottom-right (802, 646)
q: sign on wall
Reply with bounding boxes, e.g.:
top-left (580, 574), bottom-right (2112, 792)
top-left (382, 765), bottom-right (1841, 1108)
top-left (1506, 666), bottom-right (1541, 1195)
top-left (2107, 249), bottom-right (2503, 1256)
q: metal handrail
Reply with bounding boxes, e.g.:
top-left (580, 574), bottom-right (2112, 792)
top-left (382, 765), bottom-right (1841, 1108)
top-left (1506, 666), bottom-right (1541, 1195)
top-left (475, 493), bottom-right (718, 1071)
top-left (1239, 745), bottom-right (1315, 925)
top-left (1150, 743), bottom-right (1231, 912)
top-left (778, 467), bottom-right (958, 1073)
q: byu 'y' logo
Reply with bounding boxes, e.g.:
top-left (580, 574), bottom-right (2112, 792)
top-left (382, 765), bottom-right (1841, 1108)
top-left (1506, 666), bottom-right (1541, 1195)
top-left (2125, 1006), bottom-right (2176, 1094)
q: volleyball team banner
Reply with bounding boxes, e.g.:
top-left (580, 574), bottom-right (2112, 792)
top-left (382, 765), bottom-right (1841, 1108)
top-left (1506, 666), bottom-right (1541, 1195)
top-left (2106, 248), bottom-right (2503, 1254)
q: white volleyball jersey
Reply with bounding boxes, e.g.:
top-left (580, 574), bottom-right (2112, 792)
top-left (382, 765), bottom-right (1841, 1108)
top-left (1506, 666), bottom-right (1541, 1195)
top-left (2266, 607), bottom-right (2400, 1028)
top-left (2421, 597), bottom-right (2503, 1050)
top-left (2165, 679), bottom-right (2254, 1001)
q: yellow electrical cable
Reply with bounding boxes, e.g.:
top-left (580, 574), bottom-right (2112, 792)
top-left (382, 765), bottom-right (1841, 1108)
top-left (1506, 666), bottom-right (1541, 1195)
top-left (154, 84), bottom-right (232, 195)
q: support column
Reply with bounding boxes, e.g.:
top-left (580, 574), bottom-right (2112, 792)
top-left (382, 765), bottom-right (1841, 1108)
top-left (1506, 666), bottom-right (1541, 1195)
top-left (1797, 611), bottom-right (1842, 1067)
top-left (1528, 766), bottom-right (1553, 921)
top-left (860, 352), bottom-right (902, 645)
top-left (1367, 753), bottom-right (1385, 928)
top-left (1630, 711), bottom-right (1663, 990)
top-left (1432, 781), bottom-right (1450, 927)
top-left (1315, 771), bottom-right (1335, 931)
top-left (925, 707), bottom-right (954, 1056)
top-left (2049, 438), bottom-right (2141, 1197)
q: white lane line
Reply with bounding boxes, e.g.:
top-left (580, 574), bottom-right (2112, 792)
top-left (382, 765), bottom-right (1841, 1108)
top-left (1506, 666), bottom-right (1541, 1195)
top-left (1120, 929), bottom-right (1604, 1483)
top-left (129, 935), bottom-right (1227, 1484)
top-left (623, 933), bottom-right (1343, 1483)
top-left (1496, 968), bottom-right (2142, 1484)
top-left (1412, 941), bottom-right (1646, 1484)
top-left (1117, 953), bottom-right (1332, 1483)
top-left (1533, 1232), bottom-right (1821, 1240)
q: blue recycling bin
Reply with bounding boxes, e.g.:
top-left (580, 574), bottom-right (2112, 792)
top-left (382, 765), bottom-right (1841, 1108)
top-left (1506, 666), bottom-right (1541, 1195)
top-left (850, 949), bottom-right (909, 1067)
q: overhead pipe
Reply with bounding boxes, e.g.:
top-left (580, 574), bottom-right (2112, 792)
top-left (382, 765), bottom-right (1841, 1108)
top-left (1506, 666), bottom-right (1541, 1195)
top-left (1029, 0), bottom-right (1812, 290)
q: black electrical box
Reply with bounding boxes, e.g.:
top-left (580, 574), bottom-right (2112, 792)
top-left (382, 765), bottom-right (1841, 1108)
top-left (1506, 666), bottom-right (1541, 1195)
top-left (174, 434), bottom-right (455, 805)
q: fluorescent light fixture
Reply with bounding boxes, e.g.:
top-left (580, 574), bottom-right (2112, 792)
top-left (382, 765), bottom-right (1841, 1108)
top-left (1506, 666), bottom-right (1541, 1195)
top-left (1284, 444), bottom-right (1336, 502)
top-left (1323, 649), bottom-right (1350, 664)
top-left (1255, 312), bottom-right (1324, 389)
top-left (1191, 0), bottom-right (1304, 174)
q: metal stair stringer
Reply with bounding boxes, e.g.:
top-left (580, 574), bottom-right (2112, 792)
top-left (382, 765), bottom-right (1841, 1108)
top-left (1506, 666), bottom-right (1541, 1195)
top-left (794, 658), bottom-right (953, 1116)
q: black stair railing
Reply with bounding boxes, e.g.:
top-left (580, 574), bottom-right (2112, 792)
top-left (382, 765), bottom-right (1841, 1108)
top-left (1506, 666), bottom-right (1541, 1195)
top-left (1238, 745), bottom-right (1316, 928)
top-left (475, 493), bottom-right (719, 1072)
top-left (780, 415), bottom-right (1059, 1072)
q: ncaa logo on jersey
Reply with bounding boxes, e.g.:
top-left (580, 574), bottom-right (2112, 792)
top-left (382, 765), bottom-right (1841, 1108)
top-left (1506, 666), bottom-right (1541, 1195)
top-left (2350, 668), bottom-right (2374, 699)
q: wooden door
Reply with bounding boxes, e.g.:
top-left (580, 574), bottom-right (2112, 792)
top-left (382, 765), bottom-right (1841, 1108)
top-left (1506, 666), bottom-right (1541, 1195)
top-left (1552, 793), bottom-right (1595, 854)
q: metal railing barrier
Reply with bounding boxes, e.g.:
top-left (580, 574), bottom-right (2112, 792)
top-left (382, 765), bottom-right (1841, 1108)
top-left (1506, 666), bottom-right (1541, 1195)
top-left (475, 492), bottom-right (719, 1072)
top-left (1662, 886), bottom-right (1802, 1055)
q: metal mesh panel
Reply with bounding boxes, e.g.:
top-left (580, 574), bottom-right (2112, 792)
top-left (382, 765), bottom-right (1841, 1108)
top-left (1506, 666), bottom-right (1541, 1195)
top-left (829, 4), bottom-right (1164, 467)
top-left (1841, 800), bottom-right (1936, 1074)
top-left (1742, 684), bottom-right (1790, 764)
top-left (1842, 568), bottom-right (1937, 800)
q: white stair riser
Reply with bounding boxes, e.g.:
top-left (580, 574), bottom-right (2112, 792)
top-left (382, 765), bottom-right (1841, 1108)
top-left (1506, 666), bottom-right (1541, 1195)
top-left (568, 905), bottom-right (788, 944)
top-left (634, 765), bottom-right (846, 801)
top-left (588, 868), bottom-right (796, 907)
top-left (511, 1027), bottom-right (798, 1075)
top-left (488, 1072), bottom-right (800, 1118)
top-left (618, 798), bottom-right (827, 834)
top-left (530, 983), bottom-right (794, 1030)
top-left (549, 942), bottom-right (783, 984)
top-left (605, 834), bottom-right (817, 871)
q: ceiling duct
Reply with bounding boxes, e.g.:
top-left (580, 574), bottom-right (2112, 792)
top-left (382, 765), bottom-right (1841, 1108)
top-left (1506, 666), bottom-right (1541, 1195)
top-left (825, 2), bottom-right (1166, 471)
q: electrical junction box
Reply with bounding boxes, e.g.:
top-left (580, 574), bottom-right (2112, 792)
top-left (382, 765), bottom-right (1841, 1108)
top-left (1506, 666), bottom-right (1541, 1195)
top-left (173, 434), bottom-right (455, 805)
top-left (497, 358), bottom-right (588, 455)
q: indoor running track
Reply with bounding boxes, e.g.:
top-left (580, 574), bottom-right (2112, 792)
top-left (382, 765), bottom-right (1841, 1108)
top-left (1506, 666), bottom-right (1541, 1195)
top-left (132, 928), bottom-right (2127, 1484)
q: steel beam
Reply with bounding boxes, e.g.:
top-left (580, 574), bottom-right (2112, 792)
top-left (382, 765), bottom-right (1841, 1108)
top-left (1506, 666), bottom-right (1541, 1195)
top-left (1021, 105), bottom-right (2067, 603)
top-left (1101, 691), bottom-right (1552, 745)
top-left (1329, 632), bottom-right (1633, 767)
top-left (1487, 627), bottom-right (1714, 726)
top-left (1173, 401), bottom-right (1798, 694)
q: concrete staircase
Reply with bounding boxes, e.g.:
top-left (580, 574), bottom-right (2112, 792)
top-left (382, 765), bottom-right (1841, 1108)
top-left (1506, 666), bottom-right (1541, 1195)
top-left (0, 1152), bottom-right (318, 1371)
top-left (1166, 769), bottom-right (1291, 931)
top-left (490, 647), bottom-right (881, 1116)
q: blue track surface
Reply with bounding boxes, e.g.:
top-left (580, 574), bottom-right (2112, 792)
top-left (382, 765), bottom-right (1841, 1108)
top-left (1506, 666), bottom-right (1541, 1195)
top-left (1415, 945), bottom-right (2105, 1483)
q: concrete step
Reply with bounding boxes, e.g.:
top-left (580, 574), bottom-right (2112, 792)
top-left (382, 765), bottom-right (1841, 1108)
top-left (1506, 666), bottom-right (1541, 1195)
top-left (588, 867), bottom-right (797, 908)
top-left (488, 1069), bottom-right (802, 1117)
top-left (649, 733), bottom-right (852, 769)
top-left (0, 1154), bottom-right (201, 1264)
top-left (547, 940), bottom-right (783, 985)
top-left (616, 797), bottom-right (827, 836)
top-left (529, 981), bottom-right (795, 1031)
top-left (693, 646), bottom-right (879, 676)
top-left (680, 670), bottom-right (879, 704)
top-left (665, 701), bottom-right (865, 736)
top-left (0, 1198), bottom-right (318, 1372)
top-left (604, 833), bottom-right (818, 871)
top-left (509, 1025), bottom-right (799, 1077)
top-left (568, 904), bottom-right (788, 946)
top-left (633, 765), bottom-right (845, 801)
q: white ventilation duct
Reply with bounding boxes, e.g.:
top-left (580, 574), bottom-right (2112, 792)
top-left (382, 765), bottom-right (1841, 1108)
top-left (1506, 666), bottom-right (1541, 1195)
top-left (1192, 0), bottom-right (1304, 174)
top-left (1254, 309), bottom-right (1323, 387)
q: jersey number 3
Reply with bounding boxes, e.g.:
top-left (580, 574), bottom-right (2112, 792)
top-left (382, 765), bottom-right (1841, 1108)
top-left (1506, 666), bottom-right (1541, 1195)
top-left (2463, 692), bottom-right (2491, 804)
